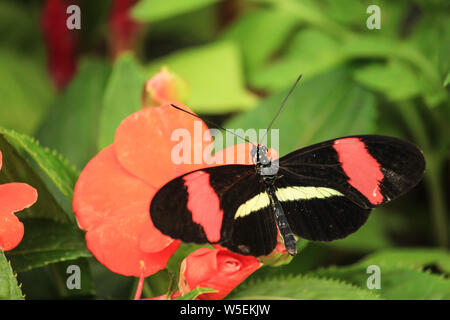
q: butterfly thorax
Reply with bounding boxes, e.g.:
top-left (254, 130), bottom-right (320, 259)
top-left (252, 145), bottom-right (279, 185)
top-left (252, 144), bottom-right (270, 166)
top-left (251, 144), bottom-right (297, 255)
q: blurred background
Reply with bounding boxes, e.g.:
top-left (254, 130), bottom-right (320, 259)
top-left (0, 0), bottom-right (448, 299)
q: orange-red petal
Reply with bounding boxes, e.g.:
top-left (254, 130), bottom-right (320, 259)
top-left (73, 145), bottom-right (155, 230)
top-left (179, 247), bottom-right (261, 300)
top-left (85, 213), bottom-right (179, 277)
top-left (139, 219), bottom-right (175, 252)
top-left (114, 104), bottom-right (211, 190)
top-left (0, 183), bottom-right (38, 216)
top-left (73, 145), bottom-right (178, 276)
top-left (0, 182), bottom-right (37, 251)
top-left (0, 213), bottom-right (24, 251)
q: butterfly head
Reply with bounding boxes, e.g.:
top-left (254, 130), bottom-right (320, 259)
top-left (251, 144), bottom-right (271, 167)
top-left (252, 144), bottom-right (280, 177)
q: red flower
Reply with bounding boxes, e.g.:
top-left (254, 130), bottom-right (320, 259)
top-left (179, 247), bottom-right (262, 300)
top-left (73, 68), bottom-right (277, 284)
top-left (0, 151), bottom-right (38, 251)
top-left (109, 0), bottom-right (142, 58)
top-left (73, 102), bottom-right (213, 277)
top-left (73, 67), bottom-right (213, 277)
top-left (41, 0), bottom-right (78, 90)
top-left (73, 67), bottom-right (215, 277)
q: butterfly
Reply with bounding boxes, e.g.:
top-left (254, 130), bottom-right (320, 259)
top-left (149, 76), bottom-right (425, 257)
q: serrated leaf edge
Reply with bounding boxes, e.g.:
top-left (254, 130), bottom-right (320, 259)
top-left (231, 273), bottom-right (382, 300)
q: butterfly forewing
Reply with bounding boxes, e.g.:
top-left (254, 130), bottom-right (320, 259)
top-left (208, 167), bottom-right (278, 256)
top-left (278, 135), bottom-right (425, 209)
top-left (150, 173), bottom-right (209, 244)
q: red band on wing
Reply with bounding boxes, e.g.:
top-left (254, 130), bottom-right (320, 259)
top-left (333, 138), bottom-right (384, 205)
top-left (183, 171), bottom-right (223, 242)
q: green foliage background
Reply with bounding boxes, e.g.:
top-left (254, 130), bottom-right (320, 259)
top-left (0, 0), bottom-right (449, 300)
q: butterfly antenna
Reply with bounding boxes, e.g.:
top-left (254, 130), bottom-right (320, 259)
top-left (170, 104), bottom-right (256, 147)
top-left (259, 74), bottom-right (302, 145)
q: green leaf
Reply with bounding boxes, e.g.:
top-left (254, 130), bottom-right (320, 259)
top-left (6, 219), bottom-right (91, 273)
top-left (0, 251), bottom-right (24, 300)
top-left (220, 8), bottom-right (298, 75)
top-left (258, 0), bottom-right (351, 39)
top-left (174, 287), bottom-right (217, 300)
top-left (0, 49), bottom-right (54, 135)
top-left (379, 269), bottom-right (450, 300)
top-left (225, 68), bottom-right (376, 156)
top-left (248, 242), bottom-right (324, 283)
top-left (249, 29), bottom-right (344, 91)
top-left (37, 58), bottom-right (110, 169)
top-left (318, 0), bottom-right (367, 28)
top-left (409, 14), bottom-right (450, 80)
top-left (341, 35), bottom-right (447, 107)
top-left (148, 5), bottom-right (218, 45)
top-left (0, 134), bottom-right (72, 224)
top-left (313, 265), bottom-right (450, 300)
top-left (147, 42), bottom-right (257, 114)
top-left (89, 260), bottom-right (139, 299)
top-left (0, 130), bottom-right (87, 273)
top-left (362, 248), bottom-right (450, 272)
top-left (444, 72), bottom-right (450, 87)
top-left (0, 128), bottom-right (78, 201)
top-left (0, 1), bottom-right (43, 52)
top-left (132, 0), bottom-right (219, 23)
top-left (353, 60), bottom-right (423, 101)
top-left (16, 258), bottom-right (96, 299)
top-left (376, 268), bottom-right (450, 300)
top-left (311, 248), bottom-right (450, 300)
top-left (320, 0), bottom-right (407, 38)
top-left (48, 258), bottom-right (95, 299)
top-left (227, 275), bottom-right (381, 300)
top-left (98, 53), bottom-right (146, 149)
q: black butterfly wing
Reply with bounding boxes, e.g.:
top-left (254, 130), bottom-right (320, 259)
top-left (151, 135), bottom-right (425, 253)
top-left (278, 135), bottom-right (425, 209)
top-left (271, 134), bottom-right (425, 241)
top-left (150, 165), bottom-right (278, 256)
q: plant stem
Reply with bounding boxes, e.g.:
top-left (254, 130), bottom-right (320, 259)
top-left (133, 273), bottom-right (145, 300)
top-left (49, 264), bottom-right (68, 298)
top-left (396, 101), bottom-right (429, 149)
top-left (396, 101), bottom-right (448, 247)
top-left (424, 155), bottom-right (449, 247)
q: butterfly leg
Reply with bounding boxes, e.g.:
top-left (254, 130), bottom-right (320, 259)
top-left (267, 186), bottom-right (297, 256)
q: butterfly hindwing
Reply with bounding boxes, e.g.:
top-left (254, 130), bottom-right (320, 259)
top-left (220, 204), bottom-right (277, 256)
top-left (273, 171), bottom-right (371, 241)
